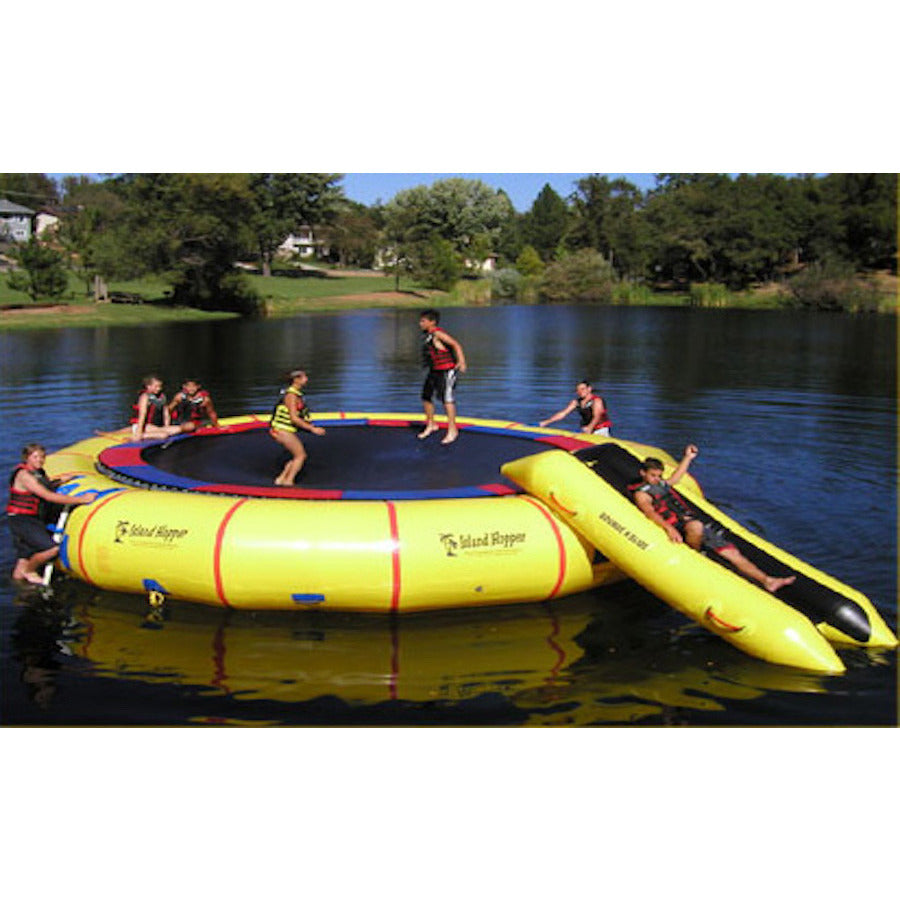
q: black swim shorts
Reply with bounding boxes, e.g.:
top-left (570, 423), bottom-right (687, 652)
top-left (8, 515), bottom-right (57, 557)
top-left (421, 368), bottom-right (458, 405)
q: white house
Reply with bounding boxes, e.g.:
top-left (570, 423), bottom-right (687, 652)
top-left (35, 208), bottom-right (61, 237)
top-left (277, 224), bottom-right (329, 259)
top-left (0, 198), bottom-right (35, 241)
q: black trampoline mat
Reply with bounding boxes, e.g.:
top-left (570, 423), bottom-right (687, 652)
top-left (138, 422), bottom-right (565, 496)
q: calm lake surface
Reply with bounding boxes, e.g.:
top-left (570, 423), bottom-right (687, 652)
top-left (1, 305), bottom-right (896, 726)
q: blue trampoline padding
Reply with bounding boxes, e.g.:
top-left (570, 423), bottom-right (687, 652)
top-left (98, 418), bottom-right (596, 501)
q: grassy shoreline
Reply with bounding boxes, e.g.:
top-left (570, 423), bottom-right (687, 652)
top-left (2, 268), bottom-right (895, 331)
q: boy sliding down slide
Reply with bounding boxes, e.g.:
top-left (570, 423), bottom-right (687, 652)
top-left (629, 444), bottom-right (796, 593)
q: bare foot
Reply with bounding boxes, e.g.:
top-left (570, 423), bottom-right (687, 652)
top-left (418, 425), bottom-right (438, 440)
top-left (441, 430), bottom-right (459, 445)
top-left (765, 574), bottom-right (796, 593)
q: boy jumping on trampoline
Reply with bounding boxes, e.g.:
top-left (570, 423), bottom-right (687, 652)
top-left (418, 309), bottom-right (468, 445)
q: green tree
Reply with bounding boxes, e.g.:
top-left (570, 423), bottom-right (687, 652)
top-left (111, 173), bottom-right (260, 313)
top-left (643, 174), bottom-right (732, 284)
top-left (644, 173), bottom-right (896, 287)
top-left (7, 238), bottom-right (69, 302)
top-left (58, 179), bottom-right (134, 294)
top-left (319, 201), bottom-right (381, 267)
top-left (520, 184), bottom-right (572, 262)
top-left (382, 177), bottom-right (514, 291)
top-left (0, 173), bottom-right (59, 208)
top-left (789, 173), bottom-right (845, 267)
top-left (248, 173), bottom-right (345, 275)
top-left (568, 175), bottom-right (648, 278)
top-left (515, 245), bottom-right (544, 276)
top-left (713, 174), bottom-right (803, 286)
top-left (384, 178), bottom-right (514, 256)
top-left (495, 204), bottom-right (525, 265)
top-left (823, 173), bottom-right (897, 271)
top-left (414, 237), bottom-right (461, 290)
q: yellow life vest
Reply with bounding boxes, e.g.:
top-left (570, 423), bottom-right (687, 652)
top-left (270, 386), bottom-right (309, 433)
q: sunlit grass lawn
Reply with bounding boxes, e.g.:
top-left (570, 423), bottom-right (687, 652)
top-left (250, 270), bottom-right (430, 314)
top-left (0, 268), bottom-right (434, 329)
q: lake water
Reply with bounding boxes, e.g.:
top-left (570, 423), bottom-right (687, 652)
top-left (1, 304), bottom-right (896, 726)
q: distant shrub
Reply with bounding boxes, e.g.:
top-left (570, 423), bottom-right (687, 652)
top-left (490, 268), bottom-right (523, 304)
top-left (449, 277), bottom-right (492, 306)
top-left (687, 282), bottom-right (731, 307)
top-left (414, 238), bottom-right (461, 292)
top-left (611, 282), bottom-right (656, 305)
top-left (172, 270), bottom-right (264, 316)
top-left (538, 249), bottom-right (616, 304)
top-left (6, 239), bottom-right (69, 303)
top-left (786, 259), bottom-right (881, 312)
top-left (515, 245), bottom-right (545, 277)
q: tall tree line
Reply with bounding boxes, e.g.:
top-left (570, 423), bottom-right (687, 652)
top-left (2, 172), bottom-right (895, 309)
top-left (501, 173), bottom-right (896, 289)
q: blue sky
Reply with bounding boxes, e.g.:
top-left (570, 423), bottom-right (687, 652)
top-left (341, 173), bottom-right (657, 211)
top-left (50, 172), bottom-right (658, 212)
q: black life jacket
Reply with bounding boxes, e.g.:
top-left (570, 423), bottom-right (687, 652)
top-left (131, 390), bottom-right (167, 427)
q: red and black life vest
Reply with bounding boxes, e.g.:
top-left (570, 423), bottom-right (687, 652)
top-left (172, 389), bottom-right (210, 424)
top-left (422, 329), bottom-right (456, 371)
top-left (131, 390), bottom-right (167, 427)
top-left (627, 479), bottom-right (694, 527)
top-left (578, 394), bottom-right (612, 431)
top-left (7, 464), bottom-right (46, 516)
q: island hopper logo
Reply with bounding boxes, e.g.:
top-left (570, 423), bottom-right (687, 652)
top-left (114, 519), bottom-right (189, 546)
top-left (439, 529), bottom-right (527, 557)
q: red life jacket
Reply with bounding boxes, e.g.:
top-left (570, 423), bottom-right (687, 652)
top-left (172, 389), bottom-right (210, 424)
top-left (7, 464), bottom-right (43, 516)
top-left (423, 328), bottom-right (456, 371)
top-left (578, 394), bottom-right (612, 431)
top-left (628, 479), bottom-right (694, 527)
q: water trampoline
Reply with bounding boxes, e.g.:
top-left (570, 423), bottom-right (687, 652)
top-left (45, 413), bottom-right (630, 614)
top-left (42, 412), bottom-right (897, 672)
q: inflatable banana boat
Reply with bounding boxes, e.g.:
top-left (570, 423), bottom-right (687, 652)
top-left (502, 444), bottom-right (897, 674)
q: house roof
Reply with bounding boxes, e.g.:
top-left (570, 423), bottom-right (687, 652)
top-left (0, 198), bottom-right (36, 215)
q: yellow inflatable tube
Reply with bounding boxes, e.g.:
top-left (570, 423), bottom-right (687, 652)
top-left (502, 449), bottom-right (855, 673)
top-left (44, 415), bottom-right (626, 612)
top-left (502, 450), bottom-right (897, 672)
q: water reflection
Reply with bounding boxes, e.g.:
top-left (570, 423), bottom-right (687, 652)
top-left (7, 589), bottom-right (79, 710)
top-left (7, 577), bottom-right (865, 726)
